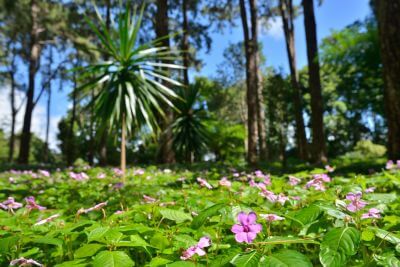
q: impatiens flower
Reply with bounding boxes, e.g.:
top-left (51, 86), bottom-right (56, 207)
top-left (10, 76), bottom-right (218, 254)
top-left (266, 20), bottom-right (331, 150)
top-left (325, 165), bottom-right (335, 173)
top-left (260, 213), bottom-right (285, 222)
top-left (288, 175), bottom-right (301, 186)
top-left (361, 208), bottom-right (381, 219)
top-left (39, 170), bottom-right (50, 177)
top-left (365, 187), bottom-right (376, 193)
top-left (305, 174), bottom-right (330, 191)
top-left (9, 177), bottom-right (16, 184)
top-left (386, 160), bottom-right (394, 170)
top-left (113, 168), bottom-right (123, 176)
top-left (97, 173), bottom-right (106, 179)
top-left (34, 214), bottom-right (60, 226)
top-left (114, 210), bottom-right (124, 215)
top-left (346, 192), bottom-right (367, 212)
top-left (197, 177), bottom-right (213, 189)
top-left (134, 169), bottom-right (145, 175)
top-left (254, 170), bottom-right (271, 185)
top-left (276, 193), bottom-right (289, 205)
top-left (10, 257), bottom-right (42, 266)
top-left (397, 160), bottom-right (400, 169)
top-left (69, 172), bottom-right (88, 181)
top-left (25, 196), bottom-right (46, 211)
top-left (231, 212), bottom-right (262, 243)
top-left (259, 189), bottom-right (278, 203)
top-left (233, 172), bottom-right (240, 177)
top-left (181, 236), bottom-right (211, 260)
top-left (113, 182), bottom-right (124, 190)
top-left (77, 202), bottom-right (108, 215)
top-left (219, 177), bottom-right (232, 187)
top-left (143, 195), bottom-right (156, 203)
top-left (0, 197), bottom-right (23, 211)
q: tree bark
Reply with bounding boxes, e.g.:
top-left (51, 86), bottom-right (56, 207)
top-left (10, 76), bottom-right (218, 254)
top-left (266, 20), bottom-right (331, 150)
top-left (182, 0), bottom-right (190, 86)
top-left (155, 0), bottom-right (176, 164)
top-left (18, 0), bottom-right (41, 164)
top-left (44, 48), bottom-right (53, 163)
top-left (280, 0), bottom-right (308, 160)
top-left (375, 0), bottom-right (400, 160)
top-left (8, 50), bottom-right (17, 162)
top-left (240, 0), bottom-right (259, 165)
top-left (302, 0), bottom-right (327, 163)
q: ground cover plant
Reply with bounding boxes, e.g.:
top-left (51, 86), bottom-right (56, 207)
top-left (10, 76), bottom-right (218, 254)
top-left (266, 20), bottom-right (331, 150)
top-left (0, 162), bottom-right (399, 266)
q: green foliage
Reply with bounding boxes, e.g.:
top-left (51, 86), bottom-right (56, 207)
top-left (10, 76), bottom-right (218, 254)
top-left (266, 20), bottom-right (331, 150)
top-left (264, 250), bottom-right (312, 267)
top-left (342, 140), bottom-right (387, 159)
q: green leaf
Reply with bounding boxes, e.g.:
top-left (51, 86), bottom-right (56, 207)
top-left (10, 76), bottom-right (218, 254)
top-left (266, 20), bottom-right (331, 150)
top-left (149, 257), bottom-right (172, 266)
top-left (361, 230), bottom-right (375, 241)
top-left (263, 250), bottom-right (312, 267)
top-left (166, 262), bottom-right (197, 267)
top-left (55, 259), bottom-right (87, 267)
top-left (255, 236), bottom-right (319, 245)
top-left (88, 227), bottom-right (110, 242)
top-left (231, 250), bottom-right (262, 267)
top-left (368, 227), bottom-right (400, 244)
top-left (191, 203), bottom-right (224, 229)
top-left (292, 205), bottom-right (322, 226)
top-left (319, 227), bottom-right (360, 267)
top-left (160, 208), bottom-right (192, 223)
top-left (31, 237), bottom-right (63, 247)
top-left (74, 244), bottom-right (105, 258)
top-left (373, 252), bottom-right (400, 266)
top-left (93, 251), bottom-right (134, 267)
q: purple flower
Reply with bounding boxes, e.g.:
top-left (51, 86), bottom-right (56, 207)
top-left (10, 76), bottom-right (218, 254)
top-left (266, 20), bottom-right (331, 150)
top-left (305, 174), bottom-right (330, 191)
top-left (113, 182), bottom-right (124, 190)
top-left (97, 173), bottom-right (106, 179)
top-left (361, 208), bottom-right (381, 219)
top-left (181, 236), bottom-right (211, 260)
top-left (276, 193), bottom-right (289, 205)
top-left (260, 213), bottom-right (285, 222)
top-left (259, 189), bottom-right (278, 203)
top-left (346, 192), bottom-right (367, 212)
top-left (143, 195), bottom-right (156, 203)
top-left (197, 177), bottom-right (213, 189)
top-left (134, 169), bottom-right (145, 175)
top-left (10, 257), bottom-right (42, 266)
top-left (364, 187), bottom-right (376, 193)
top-left (69, 172), bottom-right (88, 181)
top-left (325, 165), bottom-right (335, 173)
top-left (231, 212), bottom-right (262, 243)
top-left (0, 197), bottom-right (23, 211)
top-left (113, 168), bottom-right (124, 177)
top-left (386, 160), bottom-right (394, 170)
top-left (34, 214), bottom-right (60, 226)
top-left (219, 177), bottom-right (232, 187)
top-left (114, 210), bottom-right (124, 215)
top-left (25, 196), bottom-right (46, 211)
top-left (233, 172), bottom-right (240, 177)
top-left (77, 202), bottom-right (107, 215)
top-left (39, 170), bottom-right (50, 177)
top-left (288, 175), bottom-right (301, 186)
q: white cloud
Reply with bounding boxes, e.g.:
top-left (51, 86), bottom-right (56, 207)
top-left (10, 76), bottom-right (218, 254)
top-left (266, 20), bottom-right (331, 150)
top-left (262, 17), bottom-right (284, 40)
top-left (0, 86), bottom-right (61, 151)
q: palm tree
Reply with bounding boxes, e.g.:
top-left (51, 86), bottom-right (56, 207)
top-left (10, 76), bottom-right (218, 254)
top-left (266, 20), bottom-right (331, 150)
top-left (77, 4), bottom-right (184, 180)
top-left (172, 85), bottom-right (209, 163)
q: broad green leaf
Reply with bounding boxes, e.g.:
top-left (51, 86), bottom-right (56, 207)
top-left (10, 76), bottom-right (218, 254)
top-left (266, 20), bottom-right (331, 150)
top-left (263, 250), bottom-right (312, 267)
top-left (319, 227), bottom-right (360, 267)
top-left (74, 244), bottom-right (105, 258)
top-left (31, 237), bottom-right (63, 247)
top-left (93, 251), bottom-right (134, 267)
top-left (231, 250), bottom-right (262, 267)
top-left (160, 208), bottom-right (192, 223)
top-left (55, 259), bottom-right (87, 267)
top-left (373, 252), bottom-right (400, 267)
top-left (292, 205), bottom-right (322, 226)
top-left (88, 227), bottom-right (110, 242)
top-left (369, 227), bottom-right (400, 244)
top-left (166, 261), bottom-right (197, 267)
top-left (149, 257), bottom-right (172, 266)
top-left (191, 203), bottom-right (224, 229)
top-left (255, 236), bottom-right (319, 245)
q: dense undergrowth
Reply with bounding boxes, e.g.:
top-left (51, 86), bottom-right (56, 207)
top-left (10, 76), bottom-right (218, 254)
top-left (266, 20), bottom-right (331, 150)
top-left (0, 161), bottom-right (399, 266)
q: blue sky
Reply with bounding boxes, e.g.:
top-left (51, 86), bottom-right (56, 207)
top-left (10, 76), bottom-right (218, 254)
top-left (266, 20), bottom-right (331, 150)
top-left (0, 0), bottom-right (372, 149)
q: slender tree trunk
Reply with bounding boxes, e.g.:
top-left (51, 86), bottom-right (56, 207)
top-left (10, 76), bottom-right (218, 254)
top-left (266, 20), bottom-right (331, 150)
top-left (18, 0), bottom-right (41, 164)
top-left (121, 114), bottom-right (126, 181)
top-left (375, 0), bottom-right (400, 160)
top-left (240, 0), bottom-right (259, 165)
top-left (68, 55), bottom-right (79, 165)
top-left (279, 0), bottom-right (309, 160)
top-left (302, 0), bottom-right (327, 163)
top-left (88, 89), bottom-right (95, 165)
top-left (44, 82), bottom-right (51, 163)
top-left (8, 57), bottom-right (17, 162)
top-left (182, 0), bottom-right (190, 86)
top-left (155, 0), bottom-right (175, 163)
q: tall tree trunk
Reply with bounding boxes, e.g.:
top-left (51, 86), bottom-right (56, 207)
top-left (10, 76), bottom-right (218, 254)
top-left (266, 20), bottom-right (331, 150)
top-left (155, 0), bottom-right (175, 164)
top-left (88, 89), bottom-right (95, 165)
top-left (99, 0), bottom-right (112, 166)
top-left (18, 0), bottom-right (41, 164)
top-left (8, 62), bottom-right (17, 162)
top-left (302, 0), bottom-right (327, 163)
top-left (68, 54), bottom-right (79, 165)
top-left (121, 114), bottom-right (126, 181)
top-left (44, 81), bottom-right (51, 163)
top-left (375, 0), bottom-right (400, 160)
top-left (280, 0), bottom-right (308, 160)
top-left (182, 0), bottom-right (190, 86)
top-left (240, 0), bottom-right (259, 165)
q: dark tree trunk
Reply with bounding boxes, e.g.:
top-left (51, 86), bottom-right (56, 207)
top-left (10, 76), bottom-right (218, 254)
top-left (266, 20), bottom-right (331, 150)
top-left (182, 0), bottom-right (190, 86)
top-left (240, 0), bottom-right (259, 165)
top-left (302, 0), bottom-right (327, 163)
top-left (19, 0), bottom-right (41, 164)
top-left (8, 68), bottom-right (17, 162)
top-left (155, 0), bottom-right (176, 164)
top-left (44, 81), bottom-right (51, 163)
top-left (88, 88), bottom-right (95, 165)
top-left (280, 0), bottom-right (308, 160)
top-left (68, 59), bottom-right (78, 166)
top-left (375, 0), bottom-right (400, 160)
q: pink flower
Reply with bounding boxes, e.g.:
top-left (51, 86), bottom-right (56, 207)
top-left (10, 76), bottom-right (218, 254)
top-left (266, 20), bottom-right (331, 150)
top-left (231, 212), bottom-right (262, 243)
top-left (113, 168), bottom-right (123, 177)
top-left (259, 189), bottom-right (278, 203)
top-left (10, 257), bottom-right (42, 266)
top-left (260, 213), bottom-right (285, 222)
top-left (305, 174), bottom-right (330, 191)
top-left (9, 177), bottom-right (16, 183)
top-left (0, 197), bottom-right (23, 211)
top-left (219, 177), bottom-right (232, 187)
top-left (288, 176), bottom-right (301, 186)
top-left (34, 214), bottom-right (60, 226)
top-left (276, 193), bottom-right (289, 205)
top-left (197, 177), bottom-right (213, 189)
top-left (361, 208), bottom-right (381, 219)
top-left (233, 172), bottom-right (240, 177)
top-left (181, 236), bottom-right (211, 260)
top-left (386, 160), bottom-right (394, 170)
top-left (346, 192), bottom-right (367, 212)
top-left (114, 210), bottom-right (124, 215)
top-left (25, 196), bottom-right (46, 211)
top-left (143, 195), bottom-right (156, 203)
top-left (254, 171), bottom-right (271, 185)
top-left (397, 160), bottom-right (400, 169)
top-left (77, 202), bottom-right (107, 214)
top-left (97, 173), bottom-right (106, 179)
top-left (39, 170), bottom-right (50, 177)
top-left (364, 187), bottom-right (375, 193)
top-left (69, 172), bottom-right (88, 181)
top-left (133, 169), bottom-right (145, 175)
top-left (325, 165), bottom-right (335, 173)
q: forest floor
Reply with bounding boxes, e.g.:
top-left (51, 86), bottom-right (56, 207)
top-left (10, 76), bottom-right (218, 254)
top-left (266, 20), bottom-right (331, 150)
top-left (0, 159), bottom-right (399, 266)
